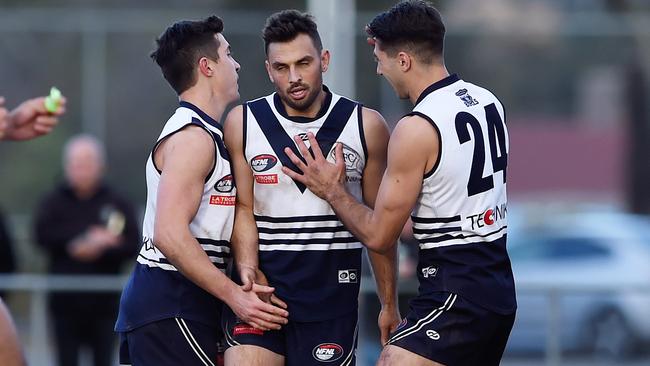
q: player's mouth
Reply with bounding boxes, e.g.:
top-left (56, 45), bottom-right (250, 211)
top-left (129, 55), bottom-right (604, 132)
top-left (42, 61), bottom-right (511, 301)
top-left (288, 87), bottom-right (308, 100)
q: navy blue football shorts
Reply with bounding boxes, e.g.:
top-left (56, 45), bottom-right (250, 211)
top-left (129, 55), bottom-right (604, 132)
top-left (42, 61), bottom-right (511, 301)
top-left (119, 317), bottom-right (223, 366)
top-left (386, 292), bottom-right (515, 366)
top-left (222, 307), bottom-right (358, 366)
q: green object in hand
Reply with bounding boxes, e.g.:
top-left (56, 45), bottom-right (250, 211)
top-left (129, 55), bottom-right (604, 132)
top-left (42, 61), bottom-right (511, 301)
top-left (44, 87), bottom-right (62, 113)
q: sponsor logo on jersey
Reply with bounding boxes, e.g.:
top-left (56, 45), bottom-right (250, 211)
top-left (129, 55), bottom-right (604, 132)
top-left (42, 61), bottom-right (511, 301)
top-left (426, 329), bottom-right (440, 340)
top-left (297, 133), bottom-right (310, 141)
top-left (329, 142), bottom-right (362, 174)
top-left (455, 88), bottom-right (479, 107)
top-left (250, 154), bottom-right (278, 172)
top-left (466, 203), bottom-right (507, 230)
top-left (421, 266), bottom-right (438, 279)
top-left (338, 269), bottom-right (358, 283)
top-left (255, 174), bottom-right (278, 185)
top-left (233, 324), bottom-right (264, 336)
top-left (214, 174), bottom-right (234, 193)
top-left (312, 343), bottom-right (344, 362)
top-left (209, 195), bottom-right (236, 206)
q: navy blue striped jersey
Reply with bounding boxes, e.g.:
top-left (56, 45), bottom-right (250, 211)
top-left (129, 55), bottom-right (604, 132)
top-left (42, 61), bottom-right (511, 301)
top-left (410, 74), bottom-right (516, 314)
top-left (115, 101), bottom-right (235, 331)
top-left (243, 88), bottom-right (366, 321)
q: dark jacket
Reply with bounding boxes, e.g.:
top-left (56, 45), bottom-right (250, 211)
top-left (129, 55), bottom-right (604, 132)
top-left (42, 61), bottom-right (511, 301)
top-left (34, 183), bottom-right (140, 316)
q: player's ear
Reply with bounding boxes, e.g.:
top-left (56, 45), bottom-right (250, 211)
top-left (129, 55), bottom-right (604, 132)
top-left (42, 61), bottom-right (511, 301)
top-left (397, 52), bottom-right (411, 72)
top-left (198, 57), bottom-right (214, 77)
top-left (320, 49), bottom-right (330, 73)
top-left (264, 60), bottom-right (274, 83)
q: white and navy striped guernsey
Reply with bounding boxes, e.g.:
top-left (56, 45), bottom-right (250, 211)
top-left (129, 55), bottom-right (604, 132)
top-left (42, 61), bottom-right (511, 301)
top-left (243, 87), bottom-right (366, 322)
top-left (115, 101), bottom-right (235, 332)
top-left (410, 74), bottom-right (516, 314)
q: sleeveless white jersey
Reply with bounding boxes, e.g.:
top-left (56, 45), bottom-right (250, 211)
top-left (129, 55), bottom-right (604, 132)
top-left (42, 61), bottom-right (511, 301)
top-left (243, 89), bottom-right (366, 321)
top-left (409, 74), bottom-right (516, 314)
top-left (116, 101), bottom-right (235, 331)
top-left (137, 102), bottom-right (234, 271)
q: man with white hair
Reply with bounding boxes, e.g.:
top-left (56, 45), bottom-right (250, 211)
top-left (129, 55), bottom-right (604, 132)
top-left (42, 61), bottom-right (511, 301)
top-left (34, 134), bottom-right (140, 366)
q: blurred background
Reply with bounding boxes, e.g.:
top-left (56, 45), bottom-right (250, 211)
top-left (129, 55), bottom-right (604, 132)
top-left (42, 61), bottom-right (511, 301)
top-left (1, 0), bottom-right (650, 365)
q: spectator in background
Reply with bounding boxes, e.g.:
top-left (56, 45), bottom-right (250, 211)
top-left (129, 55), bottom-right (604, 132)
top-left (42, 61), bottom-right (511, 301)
top-left (34, 134), bottom-right (139, 366)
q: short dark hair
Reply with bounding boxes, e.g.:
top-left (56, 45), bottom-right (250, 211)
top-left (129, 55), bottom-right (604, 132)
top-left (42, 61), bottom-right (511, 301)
top-left (151, 15), bottom-right (224, 94)
top-left (262, 10), bottom-right (323, 55)
top-left (366, 0), bottom-right (445, 64)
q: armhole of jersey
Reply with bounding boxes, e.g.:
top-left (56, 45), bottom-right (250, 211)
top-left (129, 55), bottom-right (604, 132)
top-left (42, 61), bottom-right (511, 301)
top-left (357, 103), bottom-right (369, 160)
top-left (405, 111), bottom-right (442, 179)
top-left (150, 122), bottom-right (217, 183)
top-left (151, 122), bottom-right (194, 175)
top-left (242, 103), bottom-right (248, 156)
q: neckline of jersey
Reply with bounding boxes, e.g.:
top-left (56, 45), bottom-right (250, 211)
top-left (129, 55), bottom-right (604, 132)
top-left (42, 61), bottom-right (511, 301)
top-left (272, 85), bottom-right (333, 123)
top-left (414, 73), bottom-right (461, 107)
top-left (178, 101), bottom-right (223, 131)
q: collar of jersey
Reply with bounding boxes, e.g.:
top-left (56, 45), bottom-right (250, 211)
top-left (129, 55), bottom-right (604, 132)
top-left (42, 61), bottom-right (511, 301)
top-left (414, 73), bottom-right (461, 107)
top-left (272, 85), bottom-right (332, 124)
top-left (178, 101), bottom-right (223, 131)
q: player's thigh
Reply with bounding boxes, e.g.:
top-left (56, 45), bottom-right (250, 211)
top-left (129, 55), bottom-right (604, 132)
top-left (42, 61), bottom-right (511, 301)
top-left (377, 345), bottom-right (445, 366)
top-left (225, 345), bottom-right (283, 366)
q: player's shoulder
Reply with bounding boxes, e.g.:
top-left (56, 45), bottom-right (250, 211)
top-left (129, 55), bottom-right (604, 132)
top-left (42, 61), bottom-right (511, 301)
top-left (224, 105), bottom-right (245, 130)
top-left (360, 106), bottom-right (388, 130)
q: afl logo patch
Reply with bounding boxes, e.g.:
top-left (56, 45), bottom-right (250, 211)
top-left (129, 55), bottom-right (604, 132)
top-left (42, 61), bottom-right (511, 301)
top-left (250, 154), bottom-right (278, 172)
top-left (312, 343), bottom-right (344, 362)
top-left (214, 174), bottom-right (234, 193)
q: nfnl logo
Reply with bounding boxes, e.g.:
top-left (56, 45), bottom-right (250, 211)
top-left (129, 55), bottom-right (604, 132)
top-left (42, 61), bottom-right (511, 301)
top-left (312, 343), bottom-right (344, 362)
top-left (250, 154), bottom-right (278, 172)
top-left (214, 174), bottom-right (234, 193)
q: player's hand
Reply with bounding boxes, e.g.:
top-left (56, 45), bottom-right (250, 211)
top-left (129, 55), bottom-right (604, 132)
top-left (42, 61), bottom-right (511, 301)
top-left (254, 269), bottom-right (287, 309)
top-left (228, 285), bottom-right (289, 331)
top-left (5, 96), bottom-right (66, 141)
top-left (239, 266), bottom-right (288, 309)
top-left (238, 264), bottom-right (258, 291)
top-left (378, 304), bottom-right (401, 346)
top-left (282, 132), bottom-right (347, 202)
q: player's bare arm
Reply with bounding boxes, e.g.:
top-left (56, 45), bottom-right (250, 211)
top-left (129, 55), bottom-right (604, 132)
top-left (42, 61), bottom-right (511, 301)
top-left (360, 107), bottom-right (401, 345)
top-left (283, 115), bottom-right (438, 253)
top-left (224, 105), bottom-right (287, 309)
top-left (153, 125), bottom-right (288, 330)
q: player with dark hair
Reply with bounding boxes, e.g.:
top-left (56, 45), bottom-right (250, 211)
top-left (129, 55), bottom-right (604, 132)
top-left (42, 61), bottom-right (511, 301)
top-left (284, 1), bottom-right (516, 365)
top-left (222, 9), bottom-right (399, 366)
top-left (115, 15), bottom-right (288, 366)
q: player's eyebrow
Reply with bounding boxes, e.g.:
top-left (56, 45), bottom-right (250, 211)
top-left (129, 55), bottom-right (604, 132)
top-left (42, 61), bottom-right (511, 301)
top-left (296, 55), bottom-right (314, 63)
